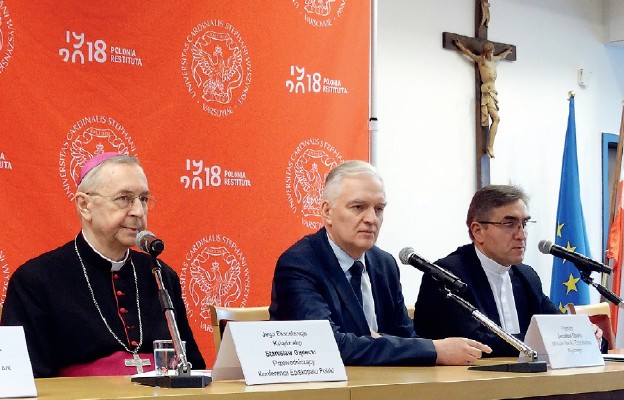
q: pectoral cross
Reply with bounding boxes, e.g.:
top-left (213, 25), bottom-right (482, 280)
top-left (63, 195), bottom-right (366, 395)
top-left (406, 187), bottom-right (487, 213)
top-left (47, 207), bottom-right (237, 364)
top-left (442, 0), bottom-right (517, 189)
top-left (125, 353), bottom-right (151, 374)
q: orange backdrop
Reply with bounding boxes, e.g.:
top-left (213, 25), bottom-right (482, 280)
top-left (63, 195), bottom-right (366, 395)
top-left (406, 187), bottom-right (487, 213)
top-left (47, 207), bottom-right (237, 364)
top-left (0, 1), bottom-right (370, 365)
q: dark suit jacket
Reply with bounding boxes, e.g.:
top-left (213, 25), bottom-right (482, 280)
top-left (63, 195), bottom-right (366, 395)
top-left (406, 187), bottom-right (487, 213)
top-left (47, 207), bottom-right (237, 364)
top-left (270, 228), bottom-right (437, 366)
top-left (414, 244), bottom-right (558, 357)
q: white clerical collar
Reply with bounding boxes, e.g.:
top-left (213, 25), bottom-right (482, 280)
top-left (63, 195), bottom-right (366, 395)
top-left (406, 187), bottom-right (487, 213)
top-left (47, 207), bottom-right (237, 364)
top-left (81, 230), bottom-right (129, 272)
top-left (326, 233), bottom-right (367, 273)
top-left (474, 245), bottom-right (520, 334)
top-left (475, 246), bottom-right (511, 275)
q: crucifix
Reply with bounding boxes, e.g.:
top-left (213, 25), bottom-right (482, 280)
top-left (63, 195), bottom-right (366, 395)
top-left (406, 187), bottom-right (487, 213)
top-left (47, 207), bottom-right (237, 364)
top-left (125, 353), bottom-right (151, 374)
top-left (442, 0), bottom-right (517, 189)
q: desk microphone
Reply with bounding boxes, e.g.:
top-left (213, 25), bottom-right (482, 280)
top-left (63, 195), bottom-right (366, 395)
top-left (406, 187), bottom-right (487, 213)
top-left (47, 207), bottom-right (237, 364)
top-left (399, 247), bottom-right (467, 293)
top-left (136, 230), bottom-right (165, 257)
top-left (538, 240), bottom-right (611, 275)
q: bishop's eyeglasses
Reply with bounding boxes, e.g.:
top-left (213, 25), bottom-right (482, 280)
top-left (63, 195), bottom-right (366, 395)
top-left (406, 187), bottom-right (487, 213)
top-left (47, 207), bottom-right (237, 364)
top-left (86, 192), bottom-right (156, 211)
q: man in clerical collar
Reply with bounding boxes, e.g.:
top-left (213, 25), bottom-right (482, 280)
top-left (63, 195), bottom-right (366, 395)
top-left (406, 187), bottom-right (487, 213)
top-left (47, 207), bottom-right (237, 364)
top-left (414, 185), bottom-right (602, 356)
top-left (1, 153), bottom-right (205, 377)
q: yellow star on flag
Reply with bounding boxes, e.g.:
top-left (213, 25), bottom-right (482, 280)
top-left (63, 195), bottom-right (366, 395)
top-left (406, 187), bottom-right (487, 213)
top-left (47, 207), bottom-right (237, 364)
top-left (556, 222), bottom-right (564, 237)
top-left (563, 273), bottom-right (580, 295)
top-left (560, 242), bottom-right (576, 264)
top-left (558, 302), bottom-right (567, 313)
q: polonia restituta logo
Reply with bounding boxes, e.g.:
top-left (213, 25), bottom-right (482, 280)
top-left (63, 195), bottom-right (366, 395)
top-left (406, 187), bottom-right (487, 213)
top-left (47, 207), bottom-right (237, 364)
top-left (58, 115), bottom-right (137, 200)
top-left (181, 20), bottom-right (252, 117)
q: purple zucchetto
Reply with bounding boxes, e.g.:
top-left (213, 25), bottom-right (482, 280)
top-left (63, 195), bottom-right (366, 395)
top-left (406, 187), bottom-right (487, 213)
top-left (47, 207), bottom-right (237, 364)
top-left (77, 152), bottom-right (121, 185)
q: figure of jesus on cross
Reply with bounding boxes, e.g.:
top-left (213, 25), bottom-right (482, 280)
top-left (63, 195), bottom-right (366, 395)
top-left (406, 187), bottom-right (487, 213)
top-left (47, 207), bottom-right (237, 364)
top-left (454, 39), bottom-right (512, 158)
top-left (442, 0), bottom-right (516, 188)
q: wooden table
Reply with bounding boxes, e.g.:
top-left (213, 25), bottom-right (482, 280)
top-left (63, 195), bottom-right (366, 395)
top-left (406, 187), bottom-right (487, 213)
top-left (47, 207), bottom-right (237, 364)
top-left (347, 360), bottom-right (624, 400)
top-left (27, 360), bottom-right (624, 400)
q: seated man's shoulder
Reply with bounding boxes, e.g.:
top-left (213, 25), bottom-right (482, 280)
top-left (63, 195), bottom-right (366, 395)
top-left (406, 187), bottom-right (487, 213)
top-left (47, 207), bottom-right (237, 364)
top-left (12, 241), bottom-right (74, 279)
top-left (435, 244), bottom-right (474, 269)
top-left (512, 262), bottom-right (541, 280)
top-left (277, 232), bottom-right (322, 260)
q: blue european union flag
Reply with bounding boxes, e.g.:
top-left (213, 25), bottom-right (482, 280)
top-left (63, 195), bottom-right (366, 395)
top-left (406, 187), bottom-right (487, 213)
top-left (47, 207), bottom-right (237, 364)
top-left (549, 96), bottom-right (590, 312)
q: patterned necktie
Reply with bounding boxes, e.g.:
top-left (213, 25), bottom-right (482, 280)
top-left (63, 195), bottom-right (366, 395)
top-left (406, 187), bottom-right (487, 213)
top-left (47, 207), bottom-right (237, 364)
top-left (349, 261), bottom-right (364, 306)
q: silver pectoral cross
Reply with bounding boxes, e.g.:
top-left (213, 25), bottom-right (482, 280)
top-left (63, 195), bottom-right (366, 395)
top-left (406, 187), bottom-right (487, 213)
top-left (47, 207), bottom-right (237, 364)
top-left (125, 353), bottom-right (151, 374)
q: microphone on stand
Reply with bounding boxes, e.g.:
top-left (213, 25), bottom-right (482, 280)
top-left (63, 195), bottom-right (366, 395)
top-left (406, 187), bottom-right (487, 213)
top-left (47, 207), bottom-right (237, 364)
top-left (399, 247), bottom-right (545, 372)
top-left (538, 240), bottom-right (611, 275)
top-left (399, 247), bottom-right (467, 293)
top-left (539, 240), bottom-right (624, 310)
top-left (136, 230), bottom-right (165, 257)
top-left (131, 230), bottom-right (211, 388)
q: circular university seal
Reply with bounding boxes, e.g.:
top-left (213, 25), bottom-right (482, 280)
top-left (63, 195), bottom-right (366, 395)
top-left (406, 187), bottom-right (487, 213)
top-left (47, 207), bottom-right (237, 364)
top-left (58, 115), bottom-right (137, 200)
top-left (0, 249), bottom-right (10, 303)
top-left (181, 20), bottom-right (252, 117)
top-left (180, 234), bottom-right (250, 333)
top-left (285, 138), bottom-right (343, 229)
top-left (0, 2), bottom-right (15, 75)
top-left (292, 0), bottom-right (347, 27)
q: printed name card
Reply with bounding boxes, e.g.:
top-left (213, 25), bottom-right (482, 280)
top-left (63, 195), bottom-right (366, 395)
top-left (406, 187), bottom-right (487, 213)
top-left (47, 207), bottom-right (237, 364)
top-left (0, 326), bottom-right (37, 398)
top-left (212, 320), bottom-right (347, 385)
top-left (522, 314), bottom-right (604, 369)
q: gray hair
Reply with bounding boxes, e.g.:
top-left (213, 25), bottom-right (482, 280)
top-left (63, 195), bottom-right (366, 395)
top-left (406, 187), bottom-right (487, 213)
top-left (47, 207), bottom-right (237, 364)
top-left (77, 154), bottom-right (140, 192)
top-left (323, 160), bottom-right (384, 203)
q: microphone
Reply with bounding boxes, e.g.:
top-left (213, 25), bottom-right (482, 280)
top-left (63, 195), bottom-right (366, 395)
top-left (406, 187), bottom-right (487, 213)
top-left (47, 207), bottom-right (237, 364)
top-left (538, 240), bottom-right (611, 275)
top-left (136, 230), bottom-right (165, 257)
top-left (399, 247), bottom-right (467, 293)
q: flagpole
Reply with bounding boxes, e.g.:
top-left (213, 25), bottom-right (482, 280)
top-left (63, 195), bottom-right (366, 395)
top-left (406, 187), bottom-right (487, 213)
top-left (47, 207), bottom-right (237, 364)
top-left (369, 0), bottom-right (378, 165)
top-left (605, 102), bottom-right (624, 290)
top-left (608, 103), bottom-right (624, 226)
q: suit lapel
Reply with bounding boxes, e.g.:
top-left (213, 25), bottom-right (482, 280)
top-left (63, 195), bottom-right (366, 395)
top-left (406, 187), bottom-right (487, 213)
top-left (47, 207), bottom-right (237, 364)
top-left (365, 251), bottom-right (387, 329)
top-left (510, 267), bottom-right (534, 332)
top-left (312, 229), bottom-right (370, 335)
top-left (464, 246), bottom-right (502, 325)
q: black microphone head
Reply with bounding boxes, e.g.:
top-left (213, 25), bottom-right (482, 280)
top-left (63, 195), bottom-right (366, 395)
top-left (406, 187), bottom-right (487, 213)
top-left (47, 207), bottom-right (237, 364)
top-left (399, 247), bottom-right (415, 265)
top-left (538, 240), bottom-right (553, 254)
top-left (135, 230), bottom-right (154, 250)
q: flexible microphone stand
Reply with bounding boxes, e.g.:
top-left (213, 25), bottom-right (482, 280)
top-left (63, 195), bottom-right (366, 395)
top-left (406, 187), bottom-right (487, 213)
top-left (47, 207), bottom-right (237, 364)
top-left (437, 286), bottom-right (546, 373)
top-left (578, 270), bottom-right (624, 310)
top-left (131, 255), bottom-right (211, 388)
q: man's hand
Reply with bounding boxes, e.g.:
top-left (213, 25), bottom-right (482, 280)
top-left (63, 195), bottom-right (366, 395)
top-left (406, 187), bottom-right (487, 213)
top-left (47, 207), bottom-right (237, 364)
top-left (370, 330), bottom-right (382, 338)
top-left (592, 323), bottom-right (604, 348)
top-left (432, 337), bottom-right (492, 365)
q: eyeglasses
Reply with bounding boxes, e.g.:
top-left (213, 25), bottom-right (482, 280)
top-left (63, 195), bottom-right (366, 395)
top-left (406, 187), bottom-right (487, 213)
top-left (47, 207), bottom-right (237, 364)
top-left (86, 192), bottom-right (156, 211)
top-left (478, 219), bottom-right (536, 231)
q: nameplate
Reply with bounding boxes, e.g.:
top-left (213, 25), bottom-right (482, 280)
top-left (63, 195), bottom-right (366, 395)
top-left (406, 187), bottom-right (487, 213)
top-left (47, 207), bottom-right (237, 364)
top-left (212, 320), bottom-right (347, 385)
top-left (522, 314), bottom-right (604, 369)
top-left (0, 326), bottom-right (37, 398)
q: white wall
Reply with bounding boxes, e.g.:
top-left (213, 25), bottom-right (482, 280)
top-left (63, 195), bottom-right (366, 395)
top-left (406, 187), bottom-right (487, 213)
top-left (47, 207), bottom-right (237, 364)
top-left (375, 0), bottom-right (624, 306)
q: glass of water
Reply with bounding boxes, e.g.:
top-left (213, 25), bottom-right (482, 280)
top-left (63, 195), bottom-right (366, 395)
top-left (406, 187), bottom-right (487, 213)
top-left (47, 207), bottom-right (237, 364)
top-left (153, 339), bottom-right (186, 375)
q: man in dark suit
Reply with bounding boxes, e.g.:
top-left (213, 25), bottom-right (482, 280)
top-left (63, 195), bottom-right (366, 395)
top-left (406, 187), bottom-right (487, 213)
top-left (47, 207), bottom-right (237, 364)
top-left (414, 185), bottom-right (601, 356)
top-left (270, 160), bottom-right (491, 366)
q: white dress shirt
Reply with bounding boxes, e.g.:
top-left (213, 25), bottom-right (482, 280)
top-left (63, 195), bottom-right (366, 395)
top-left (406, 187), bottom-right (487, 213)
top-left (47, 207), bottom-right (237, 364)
top-left (327, 234), bottom-right (379, 332)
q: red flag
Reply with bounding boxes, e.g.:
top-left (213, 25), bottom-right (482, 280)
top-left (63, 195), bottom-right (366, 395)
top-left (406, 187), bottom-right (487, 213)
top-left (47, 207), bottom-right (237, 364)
top-left (606, 179), bottom-right (624, 338)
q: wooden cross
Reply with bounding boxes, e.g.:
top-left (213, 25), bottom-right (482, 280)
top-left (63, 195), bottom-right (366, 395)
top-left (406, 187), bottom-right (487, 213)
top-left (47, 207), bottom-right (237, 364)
top-left (125, 353), bottom-right (151, 374)
top-left (442, 0), bottom-right (517, 189)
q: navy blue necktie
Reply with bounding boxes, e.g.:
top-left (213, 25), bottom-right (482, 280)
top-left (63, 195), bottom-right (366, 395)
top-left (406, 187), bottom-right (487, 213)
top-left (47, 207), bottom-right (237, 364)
top-left (349, 261), bottom-right (364, 306)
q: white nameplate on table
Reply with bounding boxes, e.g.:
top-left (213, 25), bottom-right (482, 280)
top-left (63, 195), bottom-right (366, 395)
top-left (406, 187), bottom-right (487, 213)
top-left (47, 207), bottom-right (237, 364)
top-left (522, 314), bottom-right (604, 369)
top-left (212, 320), bottom-right (347, 385)
top-left (0, 327), bottom-right (37, 398)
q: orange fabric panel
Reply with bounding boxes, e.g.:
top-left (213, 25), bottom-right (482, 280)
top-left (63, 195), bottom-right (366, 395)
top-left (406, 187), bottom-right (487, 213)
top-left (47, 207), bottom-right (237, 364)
top-left (0, 1), bottom-right (370, 365)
